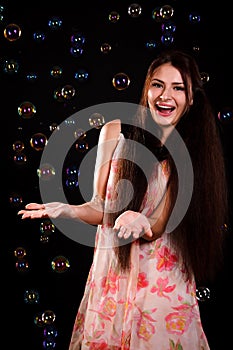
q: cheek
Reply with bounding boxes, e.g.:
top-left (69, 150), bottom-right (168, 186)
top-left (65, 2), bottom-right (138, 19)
top-left (147, 89), bottom-right (155, 105)
top-left (178, 96), bottom-right (187, 110)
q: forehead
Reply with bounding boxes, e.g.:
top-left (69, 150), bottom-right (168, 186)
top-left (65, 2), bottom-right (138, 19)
top-left (152, 63), bottom-right (183, 82)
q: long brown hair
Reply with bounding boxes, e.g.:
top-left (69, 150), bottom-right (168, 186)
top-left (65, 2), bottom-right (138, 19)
top-left (109, 49), bottom-right (229, 283)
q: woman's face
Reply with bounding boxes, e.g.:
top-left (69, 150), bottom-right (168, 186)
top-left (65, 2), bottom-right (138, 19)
top-left (147, 62), bottom-right (191, 139)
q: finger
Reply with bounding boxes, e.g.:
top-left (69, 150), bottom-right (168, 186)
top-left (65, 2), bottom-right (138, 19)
top-left (17, 210), bottom-right (25, 215)
top-left (22, 211), bottom-right (37, 219)
top-left (25, 203), bottom-right (44, 209)
top-left (21, 210), bottom-right (46, 219)
top-left (118, 226), bottom-right (127, 238)
top-left (113, 225), bottom-right (119, 231)
top-left (31, 210), bottom-right (47, 218)
top-left (143, 227), bottom-right (153, 237)
top-left (21, 212), bottom-right (33, 219)
top-left (113, 221), bottom-right (122, 231)
top-left (123, 230), bottom-right (132, 239)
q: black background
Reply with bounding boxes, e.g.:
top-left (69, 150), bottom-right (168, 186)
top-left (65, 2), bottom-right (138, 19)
top-left (2, 1), bottom-right (233, 349)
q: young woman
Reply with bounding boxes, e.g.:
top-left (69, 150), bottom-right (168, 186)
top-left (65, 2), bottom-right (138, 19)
top-left (18, 49), bottom-right (229, 349)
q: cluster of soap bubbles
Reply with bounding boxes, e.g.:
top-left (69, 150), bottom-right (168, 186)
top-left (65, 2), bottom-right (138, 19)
top-left (2, 3), bottom-right (232, 349)
top-left (34, 309), bottom-right (58, 349)
top-left (14, 246), bottom-right (29, 272)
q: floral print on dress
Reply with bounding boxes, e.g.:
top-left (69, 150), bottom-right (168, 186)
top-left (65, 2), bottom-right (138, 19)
top-left (69, 133), bottom-right (210, 350)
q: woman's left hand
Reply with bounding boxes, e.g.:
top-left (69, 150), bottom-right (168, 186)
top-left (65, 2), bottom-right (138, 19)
top-left (113, 210), bottom-right (153, 240)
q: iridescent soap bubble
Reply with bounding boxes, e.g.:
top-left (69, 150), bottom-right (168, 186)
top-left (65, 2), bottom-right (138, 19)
top-left (50, 66), bottom-right (62, 78)
top-left (43, 324), bottom-right (58, 338)
top-left (196, 286), bottom-right (211, 302)
top-left (152, 7), bottom-right (162, 22)
top-left (112, 72), bottom-right (130, 90)
top-left (145, 39), bottom-right (157, 50)
top-left (89, 112), bottom-right (105, 128)
top-left (70, 47), bottom-right (84, 57)
top-left (4, 23), bottom-right (21, 41)
top-left (49, 122), bottom-right (60, 132)
top-left (160, 5), bottom-right (174, 19)
top-left (218, 107), bottom-right (233, 123)
top-left (18, 101), bottom-right (36, 118)
top-left (40, 219), bottom-right (55, 235)
top-left (161, 21), bottom-right (176, 33)
top-left (37, 163), bottom-right (56, 180)
top-left (16, 259), bottom-right (29, 272)
top-left (192, 43), bottom-right (201, 54)
top-left (65, 175), bottom-right (79, 186)
top-left (40, 235), bottom-right (50, 244)
top-left (13, 153), bottom-right (27, 165)
top-left (61, 85), bottom-right (75, 100)
top-left (30, 133), bottom-right (48, 151)
top-left (189, 12), bottom-right (201, 24)
top-left (70, 32), bottom-right (85, 47)
top-left (200, 72), bottom-right (209, 83)
top-left (24, 289), bottom-right (40, 304)
top-left (128, 3), bottom-right (142, 18)
top-left (53, 88), bottom-right (65, 102)
top-left (26, 72), bottom-right (38, 81)
top-left (66, 165), bottom-right (80, 176)
top-left (14, 246), bottom-right (27, 259)
top-left (161, 33), bottom-right (174, 45)
top-left (34, 312), bottom-right (45, 327)
top-left (65, 176), bottom-right (79, 189)
top-left (48, 16), bottom-right (62, 30)
top-left (100, 42), bottom-right (111, 54)
top-left (9, 192), bottom-right (23, 207)
top-left (42, 339), bottom-right (56, 349)
top-left (3, 59), bottom-right (19, 74)
top-left (13, 140), bottom-right (25, 152)
top-left (51, 256), bottom-right (70, 273)
top-left (74, 128), bottom-right (86, 139)
top-left (108, 11), bottom-right (120, 23)
top-left (33, 31), bottom-right (46, 42)
top-left (64, 117), bottom-right (76, 127)
top-left (75, 140), bottom-right (89, 152)
top-left (74, 68), bottom-right (89, 82)
top-left (42, 310), bottom-right (56, 324)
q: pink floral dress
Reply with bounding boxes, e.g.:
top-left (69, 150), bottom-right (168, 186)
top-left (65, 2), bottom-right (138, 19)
top-left (68, 133), bottom-right (210, 350)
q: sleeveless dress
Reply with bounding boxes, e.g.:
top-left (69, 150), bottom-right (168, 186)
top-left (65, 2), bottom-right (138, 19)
top-left (68, 133), bottom-right (210, 350)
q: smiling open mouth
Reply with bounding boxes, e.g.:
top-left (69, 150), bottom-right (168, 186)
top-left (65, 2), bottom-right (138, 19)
top-left (156, 105), bottom-right (175, 115)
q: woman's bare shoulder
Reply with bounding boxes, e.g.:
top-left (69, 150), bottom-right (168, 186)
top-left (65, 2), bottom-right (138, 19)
top-left (99, 119), bottom-right (121, 141)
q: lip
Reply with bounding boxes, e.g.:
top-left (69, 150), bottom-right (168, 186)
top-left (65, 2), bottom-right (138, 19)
top-left (155, 103), bottom-right (175, 117)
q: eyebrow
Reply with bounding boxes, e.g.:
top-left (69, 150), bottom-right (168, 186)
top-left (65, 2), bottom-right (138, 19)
top-left (151, 78), bottom-right (184, 85)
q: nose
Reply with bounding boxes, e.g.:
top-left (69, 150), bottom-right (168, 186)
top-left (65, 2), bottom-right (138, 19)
top-left (159, 87), bottom-right (172, 100)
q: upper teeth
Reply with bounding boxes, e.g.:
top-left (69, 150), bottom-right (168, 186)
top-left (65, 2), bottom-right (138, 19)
top-left (158, 105), bottom-right (171, 109)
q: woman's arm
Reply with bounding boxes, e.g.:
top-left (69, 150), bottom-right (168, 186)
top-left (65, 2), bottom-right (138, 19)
top-left (142, 187), bottom-right (170, 241)
top-left (18, 119), bottom-right (122, 225)
top-left (113, 179), bottom-right (171, 241)
top-left (18, 201), bottom-right (104, 224)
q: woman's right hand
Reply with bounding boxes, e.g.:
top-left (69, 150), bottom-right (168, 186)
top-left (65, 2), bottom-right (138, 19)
top-left (18, 202), bottom-right (71, 219)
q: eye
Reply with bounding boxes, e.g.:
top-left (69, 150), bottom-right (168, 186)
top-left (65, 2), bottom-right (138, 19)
top-left (174, 86), bottom-right (185, 91)
top-left (151, 82), bottom-right (163, 88)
